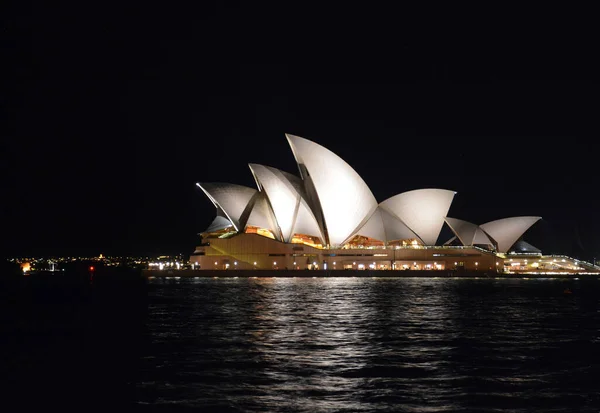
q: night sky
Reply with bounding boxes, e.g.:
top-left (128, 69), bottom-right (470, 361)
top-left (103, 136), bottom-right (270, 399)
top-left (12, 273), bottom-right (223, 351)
top-left (4, 4), bottom-right (599, 260)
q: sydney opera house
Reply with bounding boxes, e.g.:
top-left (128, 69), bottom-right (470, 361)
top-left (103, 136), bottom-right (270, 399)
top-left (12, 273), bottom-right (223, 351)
top-left (190, 134), bottom-right (595, 274)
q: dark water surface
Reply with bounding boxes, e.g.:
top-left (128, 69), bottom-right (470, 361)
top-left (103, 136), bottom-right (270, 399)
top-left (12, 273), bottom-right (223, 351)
top-left (2, 275), bottom-right (599, 412)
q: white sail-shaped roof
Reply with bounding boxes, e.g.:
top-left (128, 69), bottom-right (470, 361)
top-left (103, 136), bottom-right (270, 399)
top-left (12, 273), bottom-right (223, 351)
top-left (353, 208), bottom-right (387, 242)
top-left (249, 164), bottom-right (300, 241)
top-left (381, 207), bottom-right (420, 242)
top-left (380, 188), bottom-right (456, 245)
top-left (202, 215), bottom-right (233, 233)
top-left (245, 192), bottom-right (278, 235)
top-left (444, 217), bottom-right (494, 246)
top-left (473, 228), bottom-right (493, 245)
top-left (248, 163), bottom-right (323, 242)
top-left (286, 134), bottom-right (378, 247)
top-left (291, 199), bottom-right (326, 242)
top-left (353, 207), bottom-right (423, 244)
top-left (479, 216), bottom-right (542, 253)
top-left (196, 182), bottom-right (257, 231)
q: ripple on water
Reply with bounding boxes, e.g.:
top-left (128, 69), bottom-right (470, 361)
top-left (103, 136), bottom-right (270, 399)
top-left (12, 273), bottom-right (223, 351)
top-left (136, 278), bottom-right (600, 412)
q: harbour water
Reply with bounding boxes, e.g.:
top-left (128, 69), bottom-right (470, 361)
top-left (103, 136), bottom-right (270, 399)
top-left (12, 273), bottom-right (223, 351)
top-left (2, 275), bottom-right (599, 412)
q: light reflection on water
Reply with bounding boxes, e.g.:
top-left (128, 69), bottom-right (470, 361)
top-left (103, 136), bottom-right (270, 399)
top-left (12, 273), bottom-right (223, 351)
top-left (137, 277), bottom-right (600, 412)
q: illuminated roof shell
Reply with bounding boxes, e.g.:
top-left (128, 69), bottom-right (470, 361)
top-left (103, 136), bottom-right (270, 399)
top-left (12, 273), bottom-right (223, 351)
top-left (249, 164), bottom-right (298, 241)
top-left (196, 183), bottom-right (258, 231)
top-left (354, 207), bottom-right (420, 243)
top-left (249, 163), bottom-right (323, 242)
top-left (381, 207), bottom-right (421, 242)
top-left (202, 215), bottom-right (233, 233)
top-left (444, 217), bottom-right (494, 246)
top-left (353, 208), bottom-right (386, 242)
top-left (286, 134), bottom-right (378, 247)
top-left (479, 216), bottom-right (542, 253)
top-left (292, 199), bottom-right (326, 243)
top-left (244, 191), bottom-right (278, 235)
top-left (380, 189), bottom-right (456, 245)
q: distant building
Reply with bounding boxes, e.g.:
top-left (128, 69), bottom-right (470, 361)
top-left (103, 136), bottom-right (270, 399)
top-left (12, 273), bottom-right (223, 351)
top-left (190, 134), bottom-right (592, 274)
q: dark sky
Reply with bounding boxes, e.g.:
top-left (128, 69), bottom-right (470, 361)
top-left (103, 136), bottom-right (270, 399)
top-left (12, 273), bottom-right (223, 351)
top-left (3, 3), bottom-right (599, 260)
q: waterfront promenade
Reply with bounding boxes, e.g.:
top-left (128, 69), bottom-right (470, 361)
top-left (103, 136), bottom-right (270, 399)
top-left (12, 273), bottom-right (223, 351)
top-left (142, 269), bottom-right (596, 279)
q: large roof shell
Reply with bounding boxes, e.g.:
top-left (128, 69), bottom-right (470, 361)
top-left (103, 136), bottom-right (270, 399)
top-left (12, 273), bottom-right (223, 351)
top-left (444, 217), bottom-right (494, 246)
top-left (244, 192), bottom-right (278, 235)
top-left (249, 164), bottom-right (299, 241)
top-left (381, 208), bottom-right (421, 242)
top-left (479, 216), bottom-right (542, 253)
top-left (380, 188), bottom-right (456, 245)
top-left (249, 163), bottom-right (323, 242)
top-left (354, 207), bottom-right (420, 243)
top-left (291, 199), bottom-right (326, 242)
top-left (286, 134), bottom-right (378, 247)
top-left (353, 208), bottom-right (386, 242)
top-left (202, 215), bottom-right (233, 233)
top-left (196, 182), bottom-right (257, 231)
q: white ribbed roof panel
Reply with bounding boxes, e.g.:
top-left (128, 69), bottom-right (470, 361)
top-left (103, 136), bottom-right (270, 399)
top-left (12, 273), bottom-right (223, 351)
top-left (380, 208), bottom-right (420, 242)
top-left (292, 199), bottom-right (326, 242)
top-left (203, 215), bottom-right (233, 233)
top-left (249, 164), bottom-right (300, 242)
top-left (245, 192), bottom-right (278, 234)
top-left (286, 134), bottom-right (378, 247)
top-left (444, 217), bottom-right (494, 246)
top-left (480, 216), bottom-right (541, 253)
top-left (196, 182), bottom-right (257, 231)
top-left (353, 208), bottom-right (386, 242)
top-left (380, 188), bottom-right (456, 245)
top-left (473, 228), bottom-right (494, 245)
top-left (444, 217), bottom-right (478, 245)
